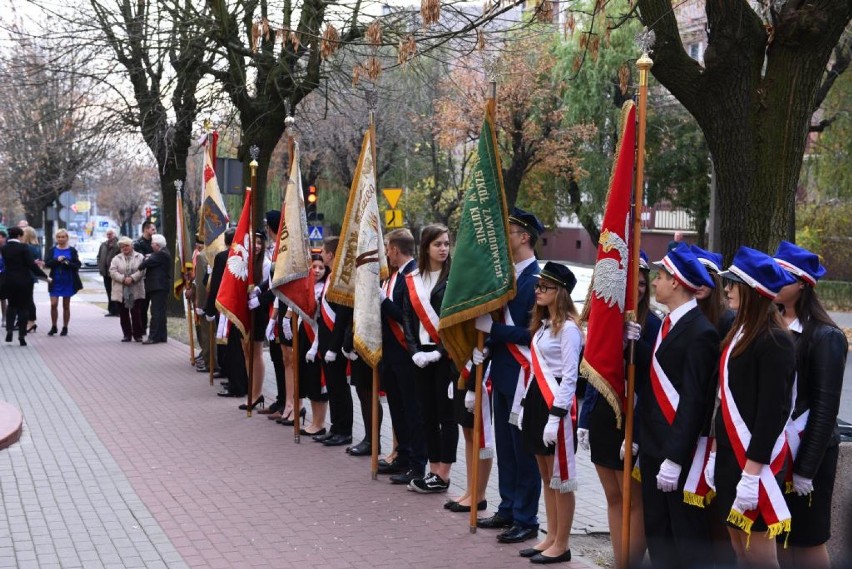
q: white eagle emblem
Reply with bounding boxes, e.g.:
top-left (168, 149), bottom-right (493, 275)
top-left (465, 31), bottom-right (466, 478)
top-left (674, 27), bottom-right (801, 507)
top-left (592, 228), bottom-right (628, 311)
top-left (226, 234), bottom-right (250, 281)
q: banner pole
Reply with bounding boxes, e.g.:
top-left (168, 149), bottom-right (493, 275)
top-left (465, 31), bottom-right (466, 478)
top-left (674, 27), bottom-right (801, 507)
top-left (469, 331), bottom-right (485, 533)
top-left (186, 295), bottom-right (196, 365)
top-left (246, 149), bottom-right (259, 418)
top-left (620, 48), bottom-right (653, 569)
top-left (209, 319), bottom-right (216, 386)
top-left (371, 364), bottom-right (380, 480)
top-left (292, 314), bottom-right (301, 443)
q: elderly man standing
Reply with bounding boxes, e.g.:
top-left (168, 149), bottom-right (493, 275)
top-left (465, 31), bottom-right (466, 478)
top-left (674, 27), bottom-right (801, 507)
top-left (97, 229), bottom-right (121, 317)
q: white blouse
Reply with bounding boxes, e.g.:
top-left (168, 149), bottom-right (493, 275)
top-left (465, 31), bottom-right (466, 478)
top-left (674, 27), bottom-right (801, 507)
top-left (533, 319), bottom-right (583, 411)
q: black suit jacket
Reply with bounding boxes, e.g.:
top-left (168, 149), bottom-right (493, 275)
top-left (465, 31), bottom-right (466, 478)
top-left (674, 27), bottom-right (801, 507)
top-left (638, 306), bottom-right (719, 465)
top-left (317, 274), bottom-right (353, 355)
top-left (138, 248), bottom-right (172, 292)
top-left (1, 241), bottom-right (48, 301)
top-left (715, 327), bottom-right (795, 464)
top-left (381, 258), bottom-right (417, 363)
top-left (205, 250), bottom-right (229, 316)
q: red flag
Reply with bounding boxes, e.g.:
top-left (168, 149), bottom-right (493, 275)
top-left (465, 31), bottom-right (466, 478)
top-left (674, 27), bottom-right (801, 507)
top-left (579, 101), bottom-right (636, 429)
top-left (215, 188), bottom-right (254, 337)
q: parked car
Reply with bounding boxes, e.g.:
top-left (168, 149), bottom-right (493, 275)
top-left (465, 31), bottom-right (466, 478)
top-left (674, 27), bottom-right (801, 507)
top-left (75, 240), bottom-right (101, 271)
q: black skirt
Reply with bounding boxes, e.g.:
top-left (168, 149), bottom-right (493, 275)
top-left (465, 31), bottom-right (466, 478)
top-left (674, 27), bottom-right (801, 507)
top-left (589, 398), bottom-right (632, 470)
top-left (781, 444), bottom-right (838, 547)
top-left (520, 378), bottom-right (574, 456)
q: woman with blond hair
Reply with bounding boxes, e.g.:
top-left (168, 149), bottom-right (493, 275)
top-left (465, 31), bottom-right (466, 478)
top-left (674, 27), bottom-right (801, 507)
top-left (45, 228), bottom-right (82, 336)
top-left (21, 226), bottom-right (43, 332)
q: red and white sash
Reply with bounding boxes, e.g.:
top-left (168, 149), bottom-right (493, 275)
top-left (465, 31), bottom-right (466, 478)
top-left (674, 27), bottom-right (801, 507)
top-left (783, 377), bottom-right (808, 494)
top-left (500, 307), bottom-right (532, 427)
top-left (461, 360), bottom-right (495, 459)
top-left (525, 331), bottom-right (577, 493)
top-left (720, 327), bottom-right (791, 539)
top-left (404, 269), bottom-right (441, 344)
top-left (650, 316), bottom-right (715, 507)
top-left (383, 272), bottom-right (407, 348)
top-left (320, 279), bottom-right (336, 331)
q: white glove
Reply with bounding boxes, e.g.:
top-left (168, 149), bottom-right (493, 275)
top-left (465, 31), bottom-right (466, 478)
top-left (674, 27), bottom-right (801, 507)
top-left (205, 314), bottom-right (216, 322)
top-left (577, 428), bottom-right (590, 451)
top-left (619, 440), bottom-right (638, 460)
top-left (412, 352), bottom-right (430, 368)
top-left (704, 451), bottom-right (716, 491)
top-left (324, 350), bottom-right (337, 362)
top-left (792, 473), bottom-right (814, 496)
top-left (195, 307), bottom-right (205, 316)
top-left (464, 391), bottom-right (475, 412)
top-left (475, 313), bottom-right (493, 333)
top-left (248, 286), bottom-right (261, 299)
top-left (472, 346), bottom-right (489, 365)
top-left (424, 351), bottom-right (441, 365)
top-left (378, 287), bottom-right (387, 302)
top-left (656, 459), bottom-right (682, 492)
top-left (265, 318), bottom-right (276, 341)
top-left (305, 346), bottom-right (318, 363)
top-left (248, 297), bottom-right (260, 310)
top-left (347, 350), bottom-right (359, 361)
top-left (281, 317), bottom-right (293, 341)
top-left (542, 415), bottom-right (561, 446)
top-left (624, 321), bottom-right (641, 343)
top-left (734, 472), bottom-right (761, 512)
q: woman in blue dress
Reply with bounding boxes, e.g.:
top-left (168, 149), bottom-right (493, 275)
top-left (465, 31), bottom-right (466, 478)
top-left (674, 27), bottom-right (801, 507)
top-left (44, 229), bottom-right (82, 336)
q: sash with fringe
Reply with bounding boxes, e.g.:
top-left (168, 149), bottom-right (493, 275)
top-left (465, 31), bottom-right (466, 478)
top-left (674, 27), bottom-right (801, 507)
top-left (783, 376), bottom-right (808, 494)
top-left (405, 269), bottom-right (441, 344)
top-left (500, 307), bottom-right (532, 427)
top-left (720, 327), bottom-right (791, 541)
top-left (320, 279), bottom-right (336, 331)
top-left (650, 320), bottom-right (715, 507)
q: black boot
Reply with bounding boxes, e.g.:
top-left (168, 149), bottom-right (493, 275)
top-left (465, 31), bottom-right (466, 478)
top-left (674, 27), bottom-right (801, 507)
top-left (48, 325), bottom-right (58, 336)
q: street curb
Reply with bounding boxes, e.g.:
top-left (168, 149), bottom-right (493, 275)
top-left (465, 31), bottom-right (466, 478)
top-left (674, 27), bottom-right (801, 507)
top-left (0, 400), bottom-right (23, 450)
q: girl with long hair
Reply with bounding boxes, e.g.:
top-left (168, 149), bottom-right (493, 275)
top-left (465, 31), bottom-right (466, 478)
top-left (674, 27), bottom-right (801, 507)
top-left (711, 247), bottom-right (796, 567)
top-left (773, 241), bottom-right (847, 569)
top-left (519, 262), bottom-right (583, 564)
top-left (401, 224), bottom-right (456, 493)
top-left (690, 245), bottom-right (735, 337)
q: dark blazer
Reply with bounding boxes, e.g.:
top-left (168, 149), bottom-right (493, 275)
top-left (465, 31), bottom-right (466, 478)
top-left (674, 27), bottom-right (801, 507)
top-left (45, 246), bottom-right (83, 294)
top-left (401, 271), bottom-right (447, 356)
top-left (0, 241), bottom-right (48, 302)
top-left (488, 260), bottom-right (540, 396)
top-left (715, 327), bottom-right (795, 464)
top-left (317, 274), bottom-right (353, 355)
top-left (791, 323), bottom-right (847, 478)
top-left (638, 306), bottom-right (719, 465)
top-left (381, 258), bottom-right (417, 363)
top-left (133, 236), bottom-right (154, 256)
top-left (138, 248), bottom-right (172, 293)
top-left (205, 250), bottom-right (229, 316)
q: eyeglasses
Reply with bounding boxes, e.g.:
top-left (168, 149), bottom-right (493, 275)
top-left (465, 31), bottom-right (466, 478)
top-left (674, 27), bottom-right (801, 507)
top-left (534, 283), bottom-right (557, 293)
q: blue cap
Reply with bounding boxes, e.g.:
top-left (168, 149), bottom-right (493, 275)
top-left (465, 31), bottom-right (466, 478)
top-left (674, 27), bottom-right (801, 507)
top-left (508, 207), bottom-right (545, 237)
top-left (773, 241), bottom-right (826, 287)
top-left (689, 245), bottom-right (723, 274)
top-left (652, 243), bottom-right (715, 291)
top-left (639, 250), bottom-right (650, 270)
top-left (536, 261), bottom-right (577, 293)
top-left (719, 246), bottom-right (796, 299)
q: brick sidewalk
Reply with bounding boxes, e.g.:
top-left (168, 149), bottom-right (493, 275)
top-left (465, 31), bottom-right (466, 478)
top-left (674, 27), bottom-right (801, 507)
top-left (1, 287), bottom-right (606, 568)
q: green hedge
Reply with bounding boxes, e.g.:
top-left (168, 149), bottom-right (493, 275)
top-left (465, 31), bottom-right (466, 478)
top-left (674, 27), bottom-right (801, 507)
top-left (818, 280), bottom-right (852, 311)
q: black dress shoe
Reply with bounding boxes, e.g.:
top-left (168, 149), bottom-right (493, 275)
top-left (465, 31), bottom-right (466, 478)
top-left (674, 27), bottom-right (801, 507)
top-left (519, 548), bottom-right (544, 558)
top-left (217, 391), bottom-right (243, 398)
top-left (448, 500), bottom-right (487, 513)
top-left (477, 513), bottom-right (514, 529)
top-left (443, 500), bottom-right (458, 510)
top-left (529, 550), bottom-right (571, 564)
top-left (496, 523), bottom-right (539, 543)
top-left (322, 434), bottom-right (353, 447)
top-left (389, 469), bottom-right (422, 485)
top-left (347, 440), bottom-right (372, 456)
top-left (377, 459), bottom-right (408, 475)
top-left (301, 427), bottom-right (326, 437)
top-left (312, 431), bottom-right (335, 443)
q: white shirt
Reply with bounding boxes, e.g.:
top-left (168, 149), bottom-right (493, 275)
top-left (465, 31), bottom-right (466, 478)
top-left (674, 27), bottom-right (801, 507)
top-left (515, 256), bottom-right (537, 280)
top-left (667, 297), bottom-right (698, 329)
top-left (533, 319), bottom-right (583, 411)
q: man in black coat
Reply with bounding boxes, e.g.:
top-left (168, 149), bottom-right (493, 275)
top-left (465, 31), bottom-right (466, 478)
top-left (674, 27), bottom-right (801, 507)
top-left (639, 244), bottom-right (719, 569)
top-left (138, 234), bottom-right (171, 344)
top-left (1, 226), bottom-right (49, 345)
top-left (134, 221), bottom-right (156, 331)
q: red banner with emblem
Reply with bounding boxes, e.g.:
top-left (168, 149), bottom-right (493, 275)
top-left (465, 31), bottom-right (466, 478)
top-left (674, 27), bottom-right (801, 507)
top-left (215, 188), bottom-right (254, 337)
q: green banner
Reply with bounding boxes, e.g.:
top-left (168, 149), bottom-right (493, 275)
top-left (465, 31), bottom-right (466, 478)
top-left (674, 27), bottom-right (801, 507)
top-left (439, 109), bottom-right (515, 368)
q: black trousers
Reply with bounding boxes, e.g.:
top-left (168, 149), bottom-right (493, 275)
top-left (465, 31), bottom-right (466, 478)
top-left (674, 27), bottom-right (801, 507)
top-left (225, 330), bottom-right (248, 396)
top-left (413, 356), bottom-right (458, 465)
top-left (140, 293), bottom-right (151, 335)
top-left (382, 355), bottom-right (427, 472)
top-left (103, 276), bottom-right (119, 315)
top-left (321, 355), bottom-right (352, 436)
top-left (640, 453), bottom-right (712, 569)
top-left (351, 357), bottom-right (383, 442)
top-left (147, 290), bottom-right (167, 342)
top-left (268, 340), bottom-right (286, 406)
top-left (5, 294), bottom-right (31, 339)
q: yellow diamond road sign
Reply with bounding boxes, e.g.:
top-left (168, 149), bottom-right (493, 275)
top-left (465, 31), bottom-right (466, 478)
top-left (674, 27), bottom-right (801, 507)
top-left (382, 188), bottom-right (403, 210)
top-left (385, 209), bottom-right (404, 228)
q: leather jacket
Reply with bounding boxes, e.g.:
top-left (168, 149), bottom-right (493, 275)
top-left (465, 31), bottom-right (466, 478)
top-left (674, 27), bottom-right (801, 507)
top-left (792, 323), bottom-right (848, 479)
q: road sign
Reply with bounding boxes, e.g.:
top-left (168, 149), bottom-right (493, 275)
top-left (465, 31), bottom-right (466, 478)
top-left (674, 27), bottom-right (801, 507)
top-left (58, 191), bottom-right (75, 207)
top-left (76, 201), bottom-right (91, 213)
top-left (70, 203), bottom-right (78, 213)
top-left (308, 225), bottom-right (324, 240)
top-left (384, 209), bottom-right (404, 228)
top-left (382, 188), bottom-right (403, 210)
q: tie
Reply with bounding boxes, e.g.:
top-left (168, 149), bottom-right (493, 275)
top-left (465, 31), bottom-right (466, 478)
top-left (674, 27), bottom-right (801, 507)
top-left (661, 315), bottom-right (671, 340)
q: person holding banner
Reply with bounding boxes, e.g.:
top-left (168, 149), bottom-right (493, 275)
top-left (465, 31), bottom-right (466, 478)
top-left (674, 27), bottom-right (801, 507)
top-left (517, 262), bottom-right (583, 564)
top-left (713, 247), bottom-right (796, 567)
top-left (772, 241), bottom-right (846, 569)
top-left (243, 230), bottom-right (272, 411)
top-left (313, 237), bottom-right (354, 447)
top-left (577, 251), bottom-right (659, 569)
top-left (378, 229), bottom-right (427, 484)
top-left (474, 207), bottom-right (544, 543)
top-left (296, 254), bottom-right (329, 435)
top-left (401, 224), bottom-right (457, 494)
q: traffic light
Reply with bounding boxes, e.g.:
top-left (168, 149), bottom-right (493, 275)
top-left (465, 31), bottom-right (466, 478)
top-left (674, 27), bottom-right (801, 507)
top-left (145, 206), bottom-right (152, 218)
top-left (306, 185), bottom-right (317, 220)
